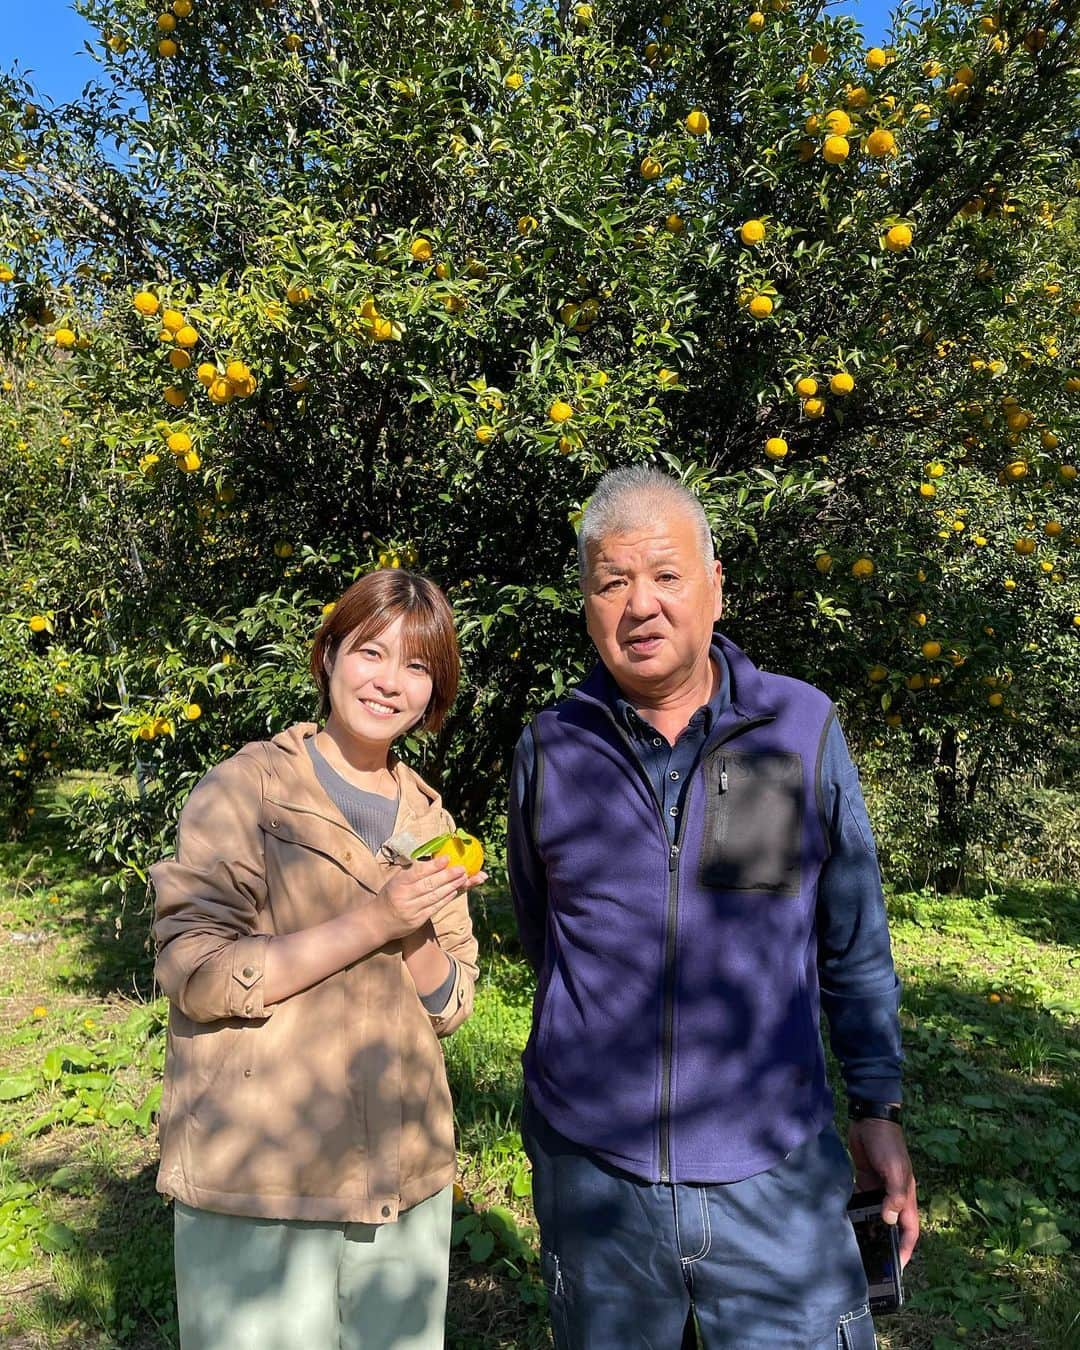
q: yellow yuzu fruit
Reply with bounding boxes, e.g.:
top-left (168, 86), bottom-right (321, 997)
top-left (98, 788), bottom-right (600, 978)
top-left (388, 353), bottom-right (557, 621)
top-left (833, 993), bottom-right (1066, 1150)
top-left (884, 224), bottom-right (913, 251)
top-left (822, 135), bottom-right (850, 164)
top-left (865, 129), bottom-right (897, 158)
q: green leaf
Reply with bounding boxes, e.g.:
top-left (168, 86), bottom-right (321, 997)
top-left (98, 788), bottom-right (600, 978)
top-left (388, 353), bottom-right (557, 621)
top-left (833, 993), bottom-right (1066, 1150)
top-left (0, 1076), bottom-right (38, 1102)
top-left (37, 1222), bottom-right (77, 1254)
top-left (467, 1230), bottom-right (495, 1262)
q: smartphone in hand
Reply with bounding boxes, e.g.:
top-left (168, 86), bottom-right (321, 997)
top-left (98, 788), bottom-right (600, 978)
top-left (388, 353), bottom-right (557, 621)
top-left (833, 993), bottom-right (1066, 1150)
top-left (847, 1188), bottom-right (904, 1313)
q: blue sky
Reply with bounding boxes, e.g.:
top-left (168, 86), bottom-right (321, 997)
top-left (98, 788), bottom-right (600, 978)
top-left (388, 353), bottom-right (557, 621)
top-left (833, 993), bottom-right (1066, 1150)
top-left (0, 0), bottom-right (897, 107)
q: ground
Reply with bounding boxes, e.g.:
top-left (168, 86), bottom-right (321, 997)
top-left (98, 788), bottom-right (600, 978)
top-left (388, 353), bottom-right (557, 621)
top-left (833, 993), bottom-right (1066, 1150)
top-left (1, 787), bottom-right (1077, 1348)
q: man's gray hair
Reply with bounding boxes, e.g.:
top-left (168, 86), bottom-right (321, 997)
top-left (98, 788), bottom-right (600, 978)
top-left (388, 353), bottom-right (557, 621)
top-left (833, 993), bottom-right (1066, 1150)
top-left (577, 466), bottom-right (715, 582)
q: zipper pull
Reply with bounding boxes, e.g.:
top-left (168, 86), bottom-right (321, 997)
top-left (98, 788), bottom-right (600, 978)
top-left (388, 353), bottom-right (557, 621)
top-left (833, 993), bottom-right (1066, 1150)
top-left (719, 757), bottom-right (728, 793)
top-left (669, 843), bottom-right (680, 871)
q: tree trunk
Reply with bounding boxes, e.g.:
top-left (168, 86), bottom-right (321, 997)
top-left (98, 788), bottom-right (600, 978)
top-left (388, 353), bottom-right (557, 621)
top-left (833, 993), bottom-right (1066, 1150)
top-left (933, 725), bottom-right (967, 893)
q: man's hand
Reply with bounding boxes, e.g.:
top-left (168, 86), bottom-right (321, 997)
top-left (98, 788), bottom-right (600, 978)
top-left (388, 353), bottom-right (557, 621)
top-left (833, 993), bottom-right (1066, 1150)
top-left (848, 1119), bottom-right (919, 1268)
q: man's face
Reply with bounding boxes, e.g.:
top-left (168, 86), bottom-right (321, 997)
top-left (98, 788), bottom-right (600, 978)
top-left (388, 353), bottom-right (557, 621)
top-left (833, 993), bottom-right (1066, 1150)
top-left (582, 509), bottom-right (723, 701)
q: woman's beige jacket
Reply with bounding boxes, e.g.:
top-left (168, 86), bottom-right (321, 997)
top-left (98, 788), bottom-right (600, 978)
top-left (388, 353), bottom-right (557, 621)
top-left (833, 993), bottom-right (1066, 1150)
top-left (150, 722), bottom-right (478, 1224)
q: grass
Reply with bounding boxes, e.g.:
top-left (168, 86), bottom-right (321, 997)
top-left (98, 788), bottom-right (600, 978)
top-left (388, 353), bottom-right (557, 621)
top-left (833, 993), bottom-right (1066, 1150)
top-left (1, 787), bottom-right (1078, 1349)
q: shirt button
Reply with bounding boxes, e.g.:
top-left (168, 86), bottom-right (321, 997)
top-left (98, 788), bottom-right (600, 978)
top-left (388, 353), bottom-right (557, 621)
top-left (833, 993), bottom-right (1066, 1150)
top-left (381, 1205), bottom-right (392, 1219)
top-left (269, 819), bottom-right (279, 828)
top-left (652, 737), bottom-right (663, 747)
top-left (669, 806), bottom-right (678, 817)
top-left (243, 1004), bottom-right (253, 1015)
top-left (242, 966), bottom-right (255, 978)
top-left (244, 1069), bottom-right (252, 1078)
top-left (669, 771), bottom-right (680, 781)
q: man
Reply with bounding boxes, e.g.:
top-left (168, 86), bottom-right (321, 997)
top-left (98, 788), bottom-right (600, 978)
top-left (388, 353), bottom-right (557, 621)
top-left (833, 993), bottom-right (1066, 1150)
top-left (508, 466), bottom-right (918, 1349)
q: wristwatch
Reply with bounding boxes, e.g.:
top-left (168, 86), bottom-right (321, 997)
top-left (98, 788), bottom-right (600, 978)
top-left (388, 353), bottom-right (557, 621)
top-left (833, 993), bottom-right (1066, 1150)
top-left (848, 1098), bottom-right (903, 1125)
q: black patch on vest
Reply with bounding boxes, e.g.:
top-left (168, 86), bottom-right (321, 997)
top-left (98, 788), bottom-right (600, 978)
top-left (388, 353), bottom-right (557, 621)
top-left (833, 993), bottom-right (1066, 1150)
top-left (699, 750), bottom-right (804, 895)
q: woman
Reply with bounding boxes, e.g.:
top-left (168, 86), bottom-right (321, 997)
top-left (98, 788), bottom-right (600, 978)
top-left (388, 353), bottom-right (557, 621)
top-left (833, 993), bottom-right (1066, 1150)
top-left (151, 569), bottom-right (484, 1350)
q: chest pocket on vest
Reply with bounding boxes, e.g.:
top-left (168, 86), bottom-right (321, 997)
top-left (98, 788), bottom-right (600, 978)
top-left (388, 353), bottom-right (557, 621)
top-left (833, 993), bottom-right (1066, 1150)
top-left (699, 750), bottom-right (804, 895)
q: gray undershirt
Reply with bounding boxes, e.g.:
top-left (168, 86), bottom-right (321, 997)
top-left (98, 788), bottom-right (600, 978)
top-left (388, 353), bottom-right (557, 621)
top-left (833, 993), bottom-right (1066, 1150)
top-left (306, 738), bottom-right (456, 1013)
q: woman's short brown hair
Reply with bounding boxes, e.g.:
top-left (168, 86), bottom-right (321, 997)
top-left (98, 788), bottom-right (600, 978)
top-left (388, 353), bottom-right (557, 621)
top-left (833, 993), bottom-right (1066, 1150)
top-left (310, 570), bottom-right (460, 732)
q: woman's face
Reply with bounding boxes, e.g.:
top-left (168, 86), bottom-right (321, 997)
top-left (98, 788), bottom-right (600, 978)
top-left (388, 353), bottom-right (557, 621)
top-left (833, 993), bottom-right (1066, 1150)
top-left (324, 614), bottom-right (434, 750)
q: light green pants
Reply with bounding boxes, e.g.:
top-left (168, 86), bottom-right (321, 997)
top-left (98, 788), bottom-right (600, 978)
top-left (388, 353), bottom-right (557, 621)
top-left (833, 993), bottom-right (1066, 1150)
top-left (173, 1186), bottom-right (452, 1350)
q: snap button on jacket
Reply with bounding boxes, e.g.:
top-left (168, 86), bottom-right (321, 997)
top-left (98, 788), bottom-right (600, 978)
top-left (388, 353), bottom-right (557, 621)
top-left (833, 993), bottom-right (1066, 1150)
top-left (151, 722), bottom-right (478, 1224)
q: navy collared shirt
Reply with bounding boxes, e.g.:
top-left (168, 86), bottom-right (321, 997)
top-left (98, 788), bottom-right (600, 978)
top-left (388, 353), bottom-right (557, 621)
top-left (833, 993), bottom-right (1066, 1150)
top-left (603, 651), bottom-right (730, 842)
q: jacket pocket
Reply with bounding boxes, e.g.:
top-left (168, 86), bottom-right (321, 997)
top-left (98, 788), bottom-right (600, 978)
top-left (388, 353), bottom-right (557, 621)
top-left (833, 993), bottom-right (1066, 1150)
top-left (535, 961), bottom-right (564, 1060)
top-left (699, 749), bottom-right (804, 895)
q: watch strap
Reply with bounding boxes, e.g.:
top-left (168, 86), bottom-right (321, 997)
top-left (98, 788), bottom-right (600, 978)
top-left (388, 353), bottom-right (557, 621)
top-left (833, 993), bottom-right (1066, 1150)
top-left (848, 1098), bottom-right (903, 1125)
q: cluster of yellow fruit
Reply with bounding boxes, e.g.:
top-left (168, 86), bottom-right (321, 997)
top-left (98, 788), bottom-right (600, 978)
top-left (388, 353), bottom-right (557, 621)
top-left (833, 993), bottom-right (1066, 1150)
top-left (800, 108), bottom-right (900, 166)
top-left (136, 716), bottom-right (174, 741)
top-left (376, 544), bottom-right (419, 569)
top-left (560, 297), bottom-right (600, 332)
top-left (356, 297), bottom-right (403, 342)
top-left (155, 0), bottom-right (193, 59)
top-left (133, 291), bottom-right (201, 365)
top-left (196, 358), bottom-right (258, 405)
top-left (164, 429), bottom-right (201, 474)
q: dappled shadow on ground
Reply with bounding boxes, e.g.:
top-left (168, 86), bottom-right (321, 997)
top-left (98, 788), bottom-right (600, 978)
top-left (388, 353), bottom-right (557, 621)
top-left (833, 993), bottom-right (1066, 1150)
top-left (446, 1246), bottom-right (550, 1350)
top-left (13, 1151), bottom-right (176, 1349)
top-left (894, 976), bottom-right (1080, 1349)
top-left (979, 881), bottom-right (1080, 949)
top-left (3, 791), bottom-right (158, 1004)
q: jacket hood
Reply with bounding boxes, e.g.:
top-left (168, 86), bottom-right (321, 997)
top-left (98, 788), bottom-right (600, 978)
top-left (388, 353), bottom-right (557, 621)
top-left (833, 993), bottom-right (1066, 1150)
top-left (243, 722), bottom-right (441, 822)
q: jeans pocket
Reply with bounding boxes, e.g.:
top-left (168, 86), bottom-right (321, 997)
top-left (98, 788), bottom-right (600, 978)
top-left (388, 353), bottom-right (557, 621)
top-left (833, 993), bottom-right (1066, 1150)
top-left (837, 1304), bottom-right (876, 1350)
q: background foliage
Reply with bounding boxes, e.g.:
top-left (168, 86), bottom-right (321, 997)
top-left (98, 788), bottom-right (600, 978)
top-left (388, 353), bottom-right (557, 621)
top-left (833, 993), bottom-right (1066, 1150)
top-left (2, 0), bottom-right (1080, 889)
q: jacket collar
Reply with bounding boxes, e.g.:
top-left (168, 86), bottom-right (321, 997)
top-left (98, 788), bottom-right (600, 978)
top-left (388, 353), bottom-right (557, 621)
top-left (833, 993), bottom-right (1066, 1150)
top-left (571, 631), bottom-right (777, 724)
top-left (259, 722), bottom-right (440, 839)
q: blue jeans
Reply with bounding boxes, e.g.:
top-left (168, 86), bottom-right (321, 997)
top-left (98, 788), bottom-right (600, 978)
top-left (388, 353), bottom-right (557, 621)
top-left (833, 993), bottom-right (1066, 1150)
top-left (522, 1094), bottom-right (874, 1350)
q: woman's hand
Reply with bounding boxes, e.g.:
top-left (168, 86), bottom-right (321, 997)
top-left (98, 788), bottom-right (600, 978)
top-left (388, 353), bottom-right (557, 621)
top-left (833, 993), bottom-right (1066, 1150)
top-left (374, 856), bottom-right (487, 942)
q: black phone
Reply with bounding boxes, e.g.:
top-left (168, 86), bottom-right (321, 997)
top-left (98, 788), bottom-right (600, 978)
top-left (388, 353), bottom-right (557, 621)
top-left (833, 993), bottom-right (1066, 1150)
top-left (847, 1188), bottom-right (904, 1313)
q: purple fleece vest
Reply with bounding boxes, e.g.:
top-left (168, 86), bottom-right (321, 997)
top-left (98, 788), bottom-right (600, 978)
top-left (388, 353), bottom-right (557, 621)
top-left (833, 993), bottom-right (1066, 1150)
top-left (524, 634), bottom-right (836, 1184)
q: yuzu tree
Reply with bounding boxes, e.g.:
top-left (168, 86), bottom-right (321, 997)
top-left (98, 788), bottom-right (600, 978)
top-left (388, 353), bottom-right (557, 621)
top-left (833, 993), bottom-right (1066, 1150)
top-left (1, 0), bottom-right (1078, 885)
